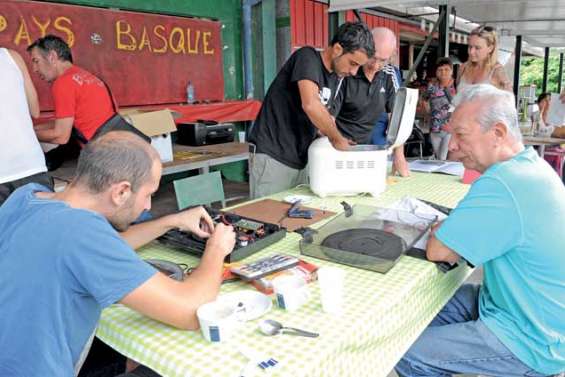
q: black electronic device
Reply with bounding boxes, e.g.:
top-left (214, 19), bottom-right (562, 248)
top-left (417, 199), bottom-right (453, 216)
top-left (176, 121), bottom-right (235, 146)
top-left (145, 259), bottom-right (185, 281)
top-left (158, 207), bottom-right (286, 262)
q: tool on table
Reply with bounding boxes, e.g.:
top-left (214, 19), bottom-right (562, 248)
top-left (287, 200), bottom-right (314, 219)
top-left (258, 319), bottom-right (319, 338)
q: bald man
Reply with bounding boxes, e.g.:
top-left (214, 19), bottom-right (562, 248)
top-left (334, 27), bottom-right (409, 176)
top-left (0, 131), bottom-right (236, 376)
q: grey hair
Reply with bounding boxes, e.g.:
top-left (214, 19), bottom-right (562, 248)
top-left (74, 131), bottom-right (156, 193)
top-left (371, 27), bottom-right (397, 52)
top-left (452, 84), bottom-right (522, 141)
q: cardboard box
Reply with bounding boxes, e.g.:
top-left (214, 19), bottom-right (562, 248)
top-left (121, 109), bottom-right (178, 163)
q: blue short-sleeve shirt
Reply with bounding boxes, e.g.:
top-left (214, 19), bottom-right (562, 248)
top-left (0, 184), bottom-right (156, 377)
top-left (436, 148), bottom-right (565, 374)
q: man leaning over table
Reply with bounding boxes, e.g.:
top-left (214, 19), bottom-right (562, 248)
top-left (395, 85), bottom-right (565, 376)
top-left (0, 131), bottom-right (236, 377)
top-left (333, 27), bottom-right (410, 177)
top-left (248, 21), bottom-right (374, 198)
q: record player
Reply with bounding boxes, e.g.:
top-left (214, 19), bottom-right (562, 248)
top-left (299, 203), bottom-right (435, 273)
top-left (158, 207), bottom-right (286, 262)
top-left (308, 87), bottom-right (418, 197)
top-left (176, 120), bottom-right (235, 146)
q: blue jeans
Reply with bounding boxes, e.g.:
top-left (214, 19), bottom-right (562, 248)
top-left (395, 284), bottom-right (545, 377)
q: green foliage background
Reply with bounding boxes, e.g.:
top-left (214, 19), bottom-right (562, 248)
top-left (521, 56), bottom-right (564, 96)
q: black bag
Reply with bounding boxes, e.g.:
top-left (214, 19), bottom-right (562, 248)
top-left (72, 79), bottom-right (151, 144)
top-left (404, 126), bottom-right (434, 158)
top-left (90, 113), bottom-right (151, 143)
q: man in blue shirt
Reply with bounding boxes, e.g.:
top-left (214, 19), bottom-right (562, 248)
top-left (0, 131), bottom-right (236, 377)
top-left (395, 84), bottom-right (565, 376)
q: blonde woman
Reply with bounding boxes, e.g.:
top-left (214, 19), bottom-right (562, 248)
top-left (457, 26), bottom-right (512, 92)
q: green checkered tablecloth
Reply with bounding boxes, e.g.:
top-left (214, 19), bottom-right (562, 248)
top-left (97, 173), bottom-right (472, 377)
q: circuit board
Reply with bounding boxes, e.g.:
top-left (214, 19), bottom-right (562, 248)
top-left (158, 207), bottom-right (286, 262)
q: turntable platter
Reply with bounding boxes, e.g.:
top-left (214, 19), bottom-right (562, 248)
top-left (321, 228), bottom-right (405, 260)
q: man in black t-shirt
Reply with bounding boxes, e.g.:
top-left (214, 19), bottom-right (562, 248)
top-left (334, 27), bottom-right (410, 176)
top-left (248, 22), bottom-right (375, 198)
top-left (335, 65), bottom-right (396, 144)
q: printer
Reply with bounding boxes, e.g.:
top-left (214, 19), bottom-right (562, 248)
top-left (176, 121), bottom-right (235, 146)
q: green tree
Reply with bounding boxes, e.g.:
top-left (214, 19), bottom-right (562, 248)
top-left (521, 56), bottom-right (563, 96)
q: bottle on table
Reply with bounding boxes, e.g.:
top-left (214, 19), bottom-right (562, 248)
top-left (186, 81), bottom-right (195, 104)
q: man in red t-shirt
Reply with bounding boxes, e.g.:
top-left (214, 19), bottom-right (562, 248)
top-left (27, 35), bottom-right (114, 145)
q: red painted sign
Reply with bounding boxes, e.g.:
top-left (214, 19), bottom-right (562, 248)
top-left (0, 0), bottom-right (224, 111)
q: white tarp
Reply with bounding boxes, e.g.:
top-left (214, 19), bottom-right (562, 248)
top-left (328, 0), bottom-right (565, 48)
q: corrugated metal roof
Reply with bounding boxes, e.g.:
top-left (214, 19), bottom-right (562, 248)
top-left (329, 0), bottom-right (565, 51)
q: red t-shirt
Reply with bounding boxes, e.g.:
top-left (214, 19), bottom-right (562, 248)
top-left (52, 65), bottom-right (114, 142)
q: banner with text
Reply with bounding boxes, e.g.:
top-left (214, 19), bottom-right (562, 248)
top-left (0, 0), bottom-right (224, 110)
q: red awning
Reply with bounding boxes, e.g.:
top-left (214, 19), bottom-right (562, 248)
top-left (35, 100), bottom-right (262, 125)
top-left (169, 100), bottom-right (262, 123)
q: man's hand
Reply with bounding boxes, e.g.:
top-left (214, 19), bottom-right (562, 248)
top-left (173, 206), bottom-right (215, 239)
top-left (392, 147), bottom-right (410, 177)
top-left (120, 222), bottom-right (235, 331)
top-left (330, 135), bottom-right (355, 151)
top-left (205, 223), bottom-right (236, 257)
top-left (426, 222), bottom-right (460, 265)
top-left (560, 91), bottom-right (565, 103)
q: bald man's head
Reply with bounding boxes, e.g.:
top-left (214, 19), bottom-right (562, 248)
top-left (74, 131), bottom-right (160, 193)
top-left (369, 27), bottom-right (397, 69)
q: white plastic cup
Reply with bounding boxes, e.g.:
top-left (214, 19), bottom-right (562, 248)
top-left (317, 267), bottom-right (345, 314)
top-left (238, 131), bottom-right (246, 143)
top-left (272, 275), bottom-right (309, 312)
top-left (197, 301), bottom-right (240, 342)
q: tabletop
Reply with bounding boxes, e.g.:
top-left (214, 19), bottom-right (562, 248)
top-left (97, 172), bottom-right (472, 377)
top-left (49, 142), bottom-right (250, 192)
top-left (162, 142), bottom-right (249, 176)
top-left (523, 136), bottom-right (565, 146)
top-left (523, 136), bottom-right (565, 157)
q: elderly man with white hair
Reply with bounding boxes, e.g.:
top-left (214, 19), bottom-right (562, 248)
top-left (395, 84), bottom-right (565, 376)
top-left (334, 27), bottom-right (409, 176)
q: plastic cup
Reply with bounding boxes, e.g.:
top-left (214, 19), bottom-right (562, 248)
top-left (272, 275), bottom-right (309, 312)
top-left (238, 131), bottom-right (246, 143)
top-left (317, 267), bottom-right (345, 314)
top-left (197, 301), bottom-right (240, 342)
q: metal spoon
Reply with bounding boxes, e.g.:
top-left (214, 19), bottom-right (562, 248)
top-left (258, 319), bottom-right (319, 338)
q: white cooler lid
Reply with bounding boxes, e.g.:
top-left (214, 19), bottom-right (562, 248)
top-left (385, 87), bottom-right (419, 149)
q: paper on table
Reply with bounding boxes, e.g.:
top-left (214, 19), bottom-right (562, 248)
top-left (409, 160), bottom-right (464, 177)
top-left (546, 93), bottom-right (565, 127)
top-left (377, 197), bottom-right (448, 249)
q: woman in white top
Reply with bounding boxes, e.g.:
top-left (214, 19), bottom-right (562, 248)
top-left (0, 47), bottom-right (52, 205)
top-left (457, 26), bottom-right (512, 92)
